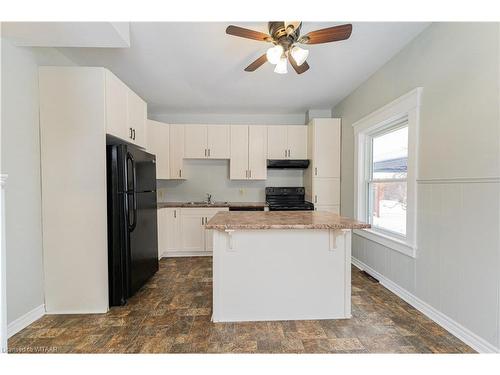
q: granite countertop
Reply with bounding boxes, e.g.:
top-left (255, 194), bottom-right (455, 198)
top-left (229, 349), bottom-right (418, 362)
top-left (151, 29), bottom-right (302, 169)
top-left (157, 201), bottom-right (268, 209)
top-left (205, 211), bottom-right (371, 230)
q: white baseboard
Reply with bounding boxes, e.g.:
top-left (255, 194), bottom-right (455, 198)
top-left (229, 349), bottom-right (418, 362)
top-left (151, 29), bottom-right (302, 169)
top-left (7, 304), bottom-right (45, 338)
top-left (44, 309), bottom-right (108, 315)
top-left (351, 257), bottom-right (499, 353)
top-left (161, 251), bottom-right (212, 258)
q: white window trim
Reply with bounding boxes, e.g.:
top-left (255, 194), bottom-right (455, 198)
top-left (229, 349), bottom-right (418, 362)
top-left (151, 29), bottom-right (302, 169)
top-left (352, 88), bottom-right (422, 258)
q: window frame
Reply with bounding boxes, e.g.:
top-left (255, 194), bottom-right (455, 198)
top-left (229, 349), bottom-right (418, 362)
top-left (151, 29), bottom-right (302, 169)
top-left (353, 88), bottom-right (421, 258)
top-left (366, 119), bottom-right (408, 239)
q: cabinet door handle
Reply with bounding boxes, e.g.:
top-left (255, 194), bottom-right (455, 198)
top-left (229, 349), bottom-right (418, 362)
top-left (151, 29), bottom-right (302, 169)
top-left (284, 149), bottom-right (287, 158)
top-left (246, 170), bottom-right (248, 179)
top-left (174, 210), bottom-right (176, 218)
top-left (315, 195), bottom-right (318, 203)
top-left (208, 149), bottom-right (210, 157)
top-left (205, 149), bottom-right (207, 157)
top-left (179, 169), bottom-right (182, 178)
top-left (129, 127), bottom-right (133, 139)
top-left (133, 129), bottom-right (136, 140)
top-left (315, 167), bottom-right (318, 176)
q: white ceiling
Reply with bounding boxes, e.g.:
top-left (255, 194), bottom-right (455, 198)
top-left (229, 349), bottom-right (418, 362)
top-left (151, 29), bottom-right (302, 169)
top-left (3, 22), bottom-right (130, 47)
top-left (57, 22), bottom-right (430, 115)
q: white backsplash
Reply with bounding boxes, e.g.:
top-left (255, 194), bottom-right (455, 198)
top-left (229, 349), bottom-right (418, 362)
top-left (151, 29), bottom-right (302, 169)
top-left (157, 159), bottom-right (304, 202)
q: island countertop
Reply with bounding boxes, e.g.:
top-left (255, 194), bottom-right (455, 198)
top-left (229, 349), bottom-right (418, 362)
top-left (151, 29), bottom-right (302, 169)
top-left (205, 211), bottom-right (371, 230)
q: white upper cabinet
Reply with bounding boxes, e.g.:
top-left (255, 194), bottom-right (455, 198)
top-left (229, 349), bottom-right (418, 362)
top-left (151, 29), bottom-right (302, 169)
top-left (185, 124), bottom-right (230, 159)
top-left (229, 125), bottom-right (249, 180)
top-left (147, 120), bottom-right (170, 179)
top-left (304, 118), bottom-right (342, 213)
top-left (230, 125), bottom-right (267, 180)
top-left (169, 124), bottom-right (185, 179)
top-left (207, 125), bottom-right (230, 159)
top-left (287, 126), bottom-right (308, 159)
top-left (127, 89), bottom-right (147, 148)
top-left (104, 69), bottom-right (147, 148)
top-left (184, 125), bottom-right (207, 158)
top-left (310, 118), bottom-right (341, 178)
top-left (248, 125), bottom-right (267, 180)
top-left (267, 126), bottom-right (288, 159)
top-left (267, 125), bottom-right (307, 159)
top-left (105, 70), bottom-right (128, 140)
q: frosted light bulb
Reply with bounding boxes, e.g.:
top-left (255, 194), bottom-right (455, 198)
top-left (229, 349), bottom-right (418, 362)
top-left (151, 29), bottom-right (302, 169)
top-left (290, 45), bottom-right (309, 66)
top-left (266, 45), bottom-right (284, 65)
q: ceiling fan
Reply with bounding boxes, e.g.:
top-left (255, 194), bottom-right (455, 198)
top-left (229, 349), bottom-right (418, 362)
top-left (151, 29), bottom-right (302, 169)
top-left (226, 21), bottom-right (352, 75)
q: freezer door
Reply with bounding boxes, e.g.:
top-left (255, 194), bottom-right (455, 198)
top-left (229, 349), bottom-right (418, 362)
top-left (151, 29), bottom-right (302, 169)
top-left (128, 191), bottom-right (159, 296)
top-left (126, 146), bottom-right (157, 193)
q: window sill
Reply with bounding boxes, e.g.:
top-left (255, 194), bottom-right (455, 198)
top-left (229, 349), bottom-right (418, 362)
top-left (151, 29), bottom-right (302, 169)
top-left (353, 228), bottom-right (417, 258)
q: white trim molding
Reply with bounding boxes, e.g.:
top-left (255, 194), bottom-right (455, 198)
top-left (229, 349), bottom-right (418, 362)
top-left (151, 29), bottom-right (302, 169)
top-left (7, 304), bottom-right (45, 338)
top-left (353, 229), bottom-right (416, 258)
top-left (162, 251), bottom-right (213, 258)
top-left (352, 88), bottom-right (422, 258)
top-left (1, 174), bottom-right (8, 352)
top-left (417, 176), bottom-right (500, 184)
top-left (352, 257), bottom-right (499, 353)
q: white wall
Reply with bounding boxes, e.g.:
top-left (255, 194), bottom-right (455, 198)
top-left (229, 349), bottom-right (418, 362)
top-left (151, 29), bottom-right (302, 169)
top-left (333, 23), bottom-right (500, 351)
top-left (151, 112), bottom-right (308, 203)
top-left (1, 36), bottom-right (75, 325)
top-left (150, 112), bottom-right (306, 125)
top-left (157, 159), bottom-right (303, 202)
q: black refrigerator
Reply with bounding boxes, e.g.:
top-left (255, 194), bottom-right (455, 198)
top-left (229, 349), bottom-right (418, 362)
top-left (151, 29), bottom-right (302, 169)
top-left (106, 144), bottom-right (159, 306)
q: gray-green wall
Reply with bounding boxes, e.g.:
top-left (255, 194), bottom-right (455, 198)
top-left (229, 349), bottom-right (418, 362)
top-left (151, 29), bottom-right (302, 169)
top-left (1, 37), bottom-right (75, 327)
top-left (333, 23), bottom-right (500, 351)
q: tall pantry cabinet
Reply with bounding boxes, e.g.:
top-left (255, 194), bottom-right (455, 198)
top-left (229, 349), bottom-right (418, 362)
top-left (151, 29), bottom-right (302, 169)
top-left (39, 67), bottom-right (148, 314)
top-left (304, 118), bottom-right (341, 214)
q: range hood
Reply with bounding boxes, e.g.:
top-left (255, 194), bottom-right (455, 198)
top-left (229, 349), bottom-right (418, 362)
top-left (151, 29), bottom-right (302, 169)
top-left (267, 159), bottom-right (310, 169)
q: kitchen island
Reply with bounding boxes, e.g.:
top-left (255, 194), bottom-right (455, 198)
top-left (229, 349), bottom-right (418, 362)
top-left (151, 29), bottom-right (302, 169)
top-left (205, 211), bottom-right (370, 322)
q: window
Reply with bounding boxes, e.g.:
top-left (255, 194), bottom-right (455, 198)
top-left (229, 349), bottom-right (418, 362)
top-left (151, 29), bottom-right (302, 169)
top-left (367, 122), bottom-right (408, 237)
top-left (353, 88), bottom-right (421, 258)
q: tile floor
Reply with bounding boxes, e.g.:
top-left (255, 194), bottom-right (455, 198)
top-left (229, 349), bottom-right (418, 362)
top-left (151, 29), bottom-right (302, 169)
top-left (8, 257), bottom-right (474, 353)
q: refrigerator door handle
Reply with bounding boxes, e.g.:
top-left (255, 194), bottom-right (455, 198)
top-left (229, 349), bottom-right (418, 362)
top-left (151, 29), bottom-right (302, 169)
top-left (127, 152), bottom-right (138, 231)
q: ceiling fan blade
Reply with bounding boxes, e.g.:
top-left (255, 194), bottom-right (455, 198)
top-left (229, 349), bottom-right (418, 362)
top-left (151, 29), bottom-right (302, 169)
top-left (226, 25), bottom-right (271, 42)
top-left (288, 54), bottom-right (310, 74)
top-left (244, 54), bottom-right (268, 72)
top-left (300, 24), bottom-right (352, 44)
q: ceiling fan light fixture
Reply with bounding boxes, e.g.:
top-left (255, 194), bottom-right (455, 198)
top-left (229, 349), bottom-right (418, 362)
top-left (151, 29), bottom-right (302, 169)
top-left (290, 45), bottom-right (309, 66)
top-left (266, 44), bottom-right (284, 65)
top-left (274, 56), bottom-right (288, 74)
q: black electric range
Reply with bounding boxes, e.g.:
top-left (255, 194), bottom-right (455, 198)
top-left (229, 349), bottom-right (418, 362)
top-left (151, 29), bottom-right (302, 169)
top-left (265, 187), bottom-right (314, 211)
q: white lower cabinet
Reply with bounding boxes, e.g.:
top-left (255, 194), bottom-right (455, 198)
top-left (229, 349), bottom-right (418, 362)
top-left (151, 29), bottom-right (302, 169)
top-left (158, 207), bottom-right (228, 257)
top-left (180, 209), bottom-right (207, 252)
top-left (158, 208), bottom-right (181, 258)
top-left (165, 208), bottom-right (181, 253)
top-left (204, 208), bottom-right (225, 252)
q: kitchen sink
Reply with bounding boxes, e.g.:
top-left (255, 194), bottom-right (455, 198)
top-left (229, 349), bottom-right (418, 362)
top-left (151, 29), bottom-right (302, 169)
top-left (186, 201), bottom-right (228, 205)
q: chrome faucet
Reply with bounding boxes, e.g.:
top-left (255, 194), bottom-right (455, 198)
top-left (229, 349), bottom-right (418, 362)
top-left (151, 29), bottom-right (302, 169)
top-left (206, 193), bottom-right (212, 204)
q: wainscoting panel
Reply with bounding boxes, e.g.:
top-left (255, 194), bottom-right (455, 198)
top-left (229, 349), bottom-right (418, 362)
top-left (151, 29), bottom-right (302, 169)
top-left (352, 179), bottom-right (500, 351)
